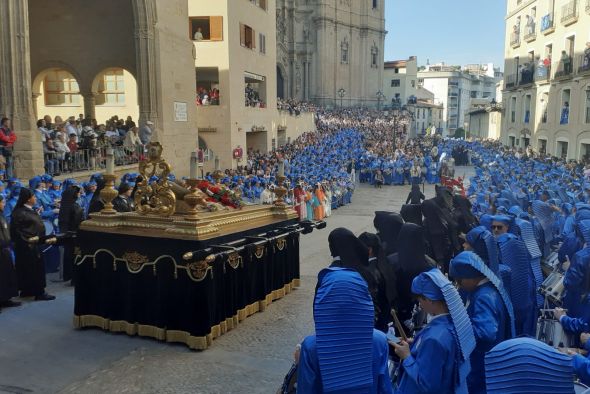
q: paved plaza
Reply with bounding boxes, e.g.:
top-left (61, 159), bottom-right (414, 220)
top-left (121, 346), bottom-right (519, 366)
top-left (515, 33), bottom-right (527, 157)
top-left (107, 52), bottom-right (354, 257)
top-left (0, 168), bottom-right (472, 394)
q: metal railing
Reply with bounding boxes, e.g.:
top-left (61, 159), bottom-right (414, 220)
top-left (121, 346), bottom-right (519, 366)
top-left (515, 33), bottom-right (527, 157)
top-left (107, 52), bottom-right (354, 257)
top-left (578, 54), bottom-right (590, 74)
top-left (535, 64), bottom-right (552, 81)
top-left (540, 13), bottom-right (554, 32)
top-left (555, 59), bottom-right (574, 78)
top-left (519, 64), bottom-right (535, 85)
top-left (505, 74), bottom-right (517, 89)
top-left (524, 23), bottom-right (536, 41)
top-left (510, 31), bottom-right (521, 47)
top-left (43, 145), bottom-right (142, 176)
top-left (561, 0), bottom-right (578, 23)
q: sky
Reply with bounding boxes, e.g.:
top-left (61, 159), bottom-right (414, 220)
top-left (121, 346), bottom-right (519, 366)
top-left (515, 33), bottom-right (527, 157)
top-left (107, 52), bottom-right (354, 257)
top-left (384, 0), bottom-right (506, 69)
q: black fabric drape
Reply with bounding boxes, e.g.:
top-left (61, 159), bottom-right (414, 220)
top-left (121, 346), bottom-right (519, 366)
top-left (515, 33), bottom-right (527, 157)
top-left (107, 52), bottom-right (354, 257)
top-left (74, 219), bottom-right (299, 348)
top-left (11, 206), bottom-right (46, 297)
top-left (0, 214), bottom-right (16, 301)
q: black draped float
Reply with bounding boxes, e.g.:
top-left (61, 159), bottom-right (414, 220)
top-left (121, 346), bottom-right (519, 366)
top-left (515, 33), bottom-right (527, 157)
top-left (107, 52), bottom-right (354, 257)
top-left (73, 219), bottom-right (304, 350)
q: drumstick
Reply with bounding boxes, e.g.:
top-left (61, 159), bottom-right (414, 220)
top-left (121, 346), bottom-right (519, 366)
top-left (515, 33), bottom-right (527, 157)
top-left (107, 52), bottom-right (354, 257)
top-left (391, 308), bottom-right (408, 342)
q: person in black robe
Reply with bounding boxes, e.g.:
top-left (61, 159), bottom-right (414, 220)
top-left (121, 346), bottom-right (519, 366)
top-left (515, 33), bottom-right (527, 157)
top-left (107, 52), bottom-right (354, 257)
top-left (58, 185), bottom-right (84, 283)
top-left (373, 211), bottom-right (404, 256)
top-left (405, 184), bottom-right (425, 205)
top-left (0, 195), bottom-right (20, 310)
top-left (326, 228), bottom-right (381, 323)
top-left (113, 182), bottom-right (133, 213)
top-left (10, 188), bottom-right (55, 300)
top-left (422, 186), bottom-right (459, 271)
top-left (452, 193), bottom-right (478, 234)
top-left (358, 231), bottom-right (396, 332)
top-left (88, 177), bottom-right (106, 214)
top-left (388, 223), bottom-right (436, 331)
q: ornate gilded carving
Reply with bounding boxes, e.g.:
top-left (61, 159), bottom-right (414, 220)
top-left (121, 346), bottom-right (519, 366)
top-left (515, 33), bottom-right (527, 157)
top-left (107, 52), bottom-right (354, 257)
top-left (227, 252), bottom-right (243, 270)
top-left (254, 245), bottom-right (265, 259)
top-left (275, 237), bottom-right (287, 251)
top-left (123, 251), bottom-right (149, 272)
top-left (134, 142), bottom-right (176, 217)
top-left (186, 254), bottom-right (215, 282)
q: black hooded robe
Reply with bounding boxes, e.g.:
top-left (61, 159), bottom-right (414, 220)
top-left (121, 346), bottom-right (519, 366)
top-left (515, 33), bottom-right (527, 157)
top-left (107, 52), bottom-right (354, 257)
top-left (58, 186), bottom-right (84, 282)
top-left (0, 213), bottom-right (17, 302)
top-left (11, 205), bottom-right (47, 297)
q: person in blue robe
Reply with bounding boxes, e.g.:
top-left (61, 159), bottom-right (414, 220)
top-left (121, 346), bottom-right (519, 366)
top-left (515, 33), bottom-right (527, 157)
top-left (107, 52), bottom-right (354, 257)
top-left (297, 267), bottom-right (392, 394)
top-left (450, 252), bottom-right (515, 394)
top-left (497, 233), bottom-right (537, 336)
top-left (392, 268), bottom-right (475, 394)
top-left (485, 338), bottom-right (576, 394)
top-left (563, 222), bottom-right (590, 320)
top-left (82, 181), bottom-right (96, 218)
top-left (4, 185), bottom-right (20, 223)
top-left (464, 226), bottom-right (499, 274)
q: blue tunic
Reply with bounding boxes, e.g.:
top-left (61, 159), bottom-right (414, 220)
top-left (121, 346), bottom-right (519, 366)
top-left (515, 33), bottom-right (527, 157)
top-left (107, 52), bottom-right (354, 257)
top-left (297, 329), bottom-right (393, 394)
top-left (573, 354), bottom-right (590, 386)
top-left (395, 314), bottom-right (459, 394)
top-left (564, 248), bottom-right (590, 319)
top-left (465, 282), bottom-right (510, 394)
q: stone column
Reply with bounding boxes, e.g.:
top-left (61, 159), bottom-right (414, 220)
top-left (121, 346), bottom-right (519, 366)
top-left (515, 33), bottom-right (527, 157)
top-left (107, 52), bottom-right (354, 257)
top-left (0, 0), bottom-right (45, 177)
top-left (132, 0), bottom-right (159, 130)
top-left (31, 93), bottom-right (40, 119)
top-left (83, 92), bottom-right (98, 119)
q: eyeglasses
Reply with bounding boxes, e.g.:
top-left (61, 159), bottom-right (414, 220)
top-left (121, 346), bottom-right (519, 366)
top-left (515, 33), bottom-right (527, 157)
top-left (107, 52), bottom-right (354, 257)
top-left (491, 225), bottom-right (506, 230)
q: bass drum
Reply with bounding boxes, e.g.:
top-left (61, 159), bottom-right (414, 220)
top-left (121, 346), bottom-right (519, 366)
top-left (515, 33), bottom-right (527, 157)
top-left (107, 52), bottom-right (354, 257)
top-left (536, 318), bottom-right (575, 348)
top-left (540, 271), bottom-right (565, 305)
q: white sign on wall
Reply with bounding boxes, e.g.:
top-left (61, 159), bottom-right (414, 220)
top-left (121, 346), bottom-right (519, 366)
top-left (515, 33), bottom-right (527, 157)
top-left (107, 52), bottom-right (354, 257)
top-left (174, 102), bottom-right (188, 122)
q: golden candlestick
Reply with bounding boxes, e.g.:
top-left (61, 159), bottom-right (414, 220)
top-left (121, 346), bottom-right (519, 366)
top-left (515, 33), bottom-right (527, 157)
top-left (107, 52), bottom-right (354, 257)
top-left (100, 174), bottom-right (118, 215)
top-left (273, 175), bottom-right (287, 207)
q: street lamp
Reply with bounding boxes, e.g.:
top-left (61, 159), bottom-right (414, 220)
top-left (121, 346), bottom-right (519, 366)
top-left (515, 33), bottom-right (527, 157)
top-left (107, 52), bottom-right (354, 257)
top-left (376, 90), bottom-right (386, 111)
top-left (338, 88), bottom-right (346, 108)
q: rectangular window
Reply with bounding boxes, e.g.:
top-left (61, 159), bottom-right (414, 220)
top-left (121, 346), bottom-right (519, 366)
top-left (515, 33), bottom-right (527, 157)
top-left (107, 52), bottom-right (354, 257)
top-left (97, 68), bottom-right (126, 105)
top-left (411, 80), bottom-right (416, 88)
top-left (372, 0), bottom-right (378, 9)
top-left (391, 79), bottom-right (400, 87)
top-left (586, 90), bottom-right (590, 124)
top-left (372, 52), bottom-right (378, 67)
top-left (511, 97), bottom-right (517, 123)
top-left (259, 33), bottom-right (266, 54)
top-left (44, 69), bottom-right (80, 106)
top-left (250, 0), bottom-right (267, 11)
top-left (341, 47), bottom-right (348, 64)
top-left (190, 16), bottom-right (223, 41)
top-left (240, 23), bottom-right (255, 49)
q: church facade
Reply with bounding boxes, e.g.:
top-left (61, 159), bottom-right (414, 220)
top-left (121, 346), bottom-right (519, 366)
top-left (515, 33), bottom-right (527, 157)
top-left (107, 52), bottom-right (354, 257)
top-left (276, 0), bottom-right (386, 108)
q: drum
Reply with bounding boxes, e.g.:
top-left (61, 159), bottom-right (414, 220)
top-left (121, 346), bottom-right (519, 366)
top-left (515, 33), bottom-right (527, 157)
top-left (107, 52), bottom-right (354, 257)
top-left (540, 271), bottom-right (565, 305)
top-left (543, 251), bottom-right (560, 271)
top-left (574, 382), bottom-right (589, 394)
top-left (536, 318), bottom-right (575, 348)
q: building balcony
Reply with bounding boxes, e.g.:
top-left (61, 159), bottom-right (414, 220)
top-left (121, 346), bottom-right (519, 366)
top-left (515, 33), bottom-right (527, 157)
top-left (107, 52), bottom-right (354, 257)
top-left (524, 25), bottom-right (537, 42)
top-left (579, 54), bottom-right (590, 75)
top-left (561, 0), bottom-right (579, 26)
top-left (540, 13), bottom-right (555, 34)
top-left (510, 32), bottom-right (521, 48)
top-left (505, 74), bottom-right (517, 89)
top-left (535, 65), bottom-right (551, 83)
top-left (448, 92), bottom-right (459, 97)
top-left (554, 60), bottom-right (574, 79)
top-left (519, 65), bottom-right (535, 86)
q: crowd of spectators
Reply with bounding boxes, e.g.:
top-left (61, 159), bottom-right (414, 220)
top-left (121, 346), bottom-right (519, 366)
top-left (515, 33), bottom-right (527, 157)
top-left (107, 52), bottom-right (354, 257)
top-left (196, 87), bottom-right (220, 106)
top-left (276, 98), bottom-right (318, 115)
top-left (245, 84), bottom-right (265, 108)
top-left (35, 114), bottom-right (148, 176)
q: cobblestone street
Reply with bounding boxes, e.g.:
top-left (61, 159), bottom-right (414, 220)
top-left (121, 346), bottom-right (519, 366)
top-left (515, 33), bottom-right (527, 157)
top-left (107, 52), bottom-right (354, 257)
top-left (0, 171), bottom-right (472, 394)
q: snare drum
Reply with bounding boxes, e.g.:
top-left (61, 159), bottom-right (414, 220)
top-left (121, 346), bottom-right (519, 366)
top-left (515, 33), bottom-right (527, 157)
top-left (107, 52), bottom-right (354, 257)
top-left (536, 318), bottom-right (575, 348)
top-left (543, 251), bottom-right (560, 271)
top-left (540, 271), bottom-right (565, 305)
